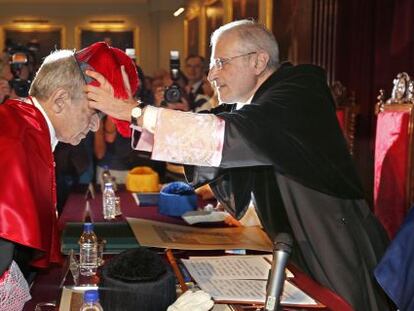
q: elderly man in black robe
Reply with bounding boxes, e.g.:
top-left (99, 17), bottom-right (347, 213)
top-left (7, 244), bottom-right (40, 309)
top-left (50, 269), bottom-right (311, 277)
top-left (85, 20), bottom-right (391, 311)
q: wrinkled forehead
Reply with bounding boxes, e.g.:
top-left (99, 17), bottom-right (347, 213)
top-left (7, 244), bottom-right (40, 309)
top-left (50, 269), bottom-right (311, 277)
top-left (211, 34), bottom-right (240, 59)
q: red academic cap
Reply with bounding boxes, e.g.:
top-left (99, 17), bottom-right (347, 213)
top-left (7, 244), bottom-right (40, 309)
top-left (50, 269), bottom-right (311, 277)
top-left (75, 42), bottom-right (139, 137)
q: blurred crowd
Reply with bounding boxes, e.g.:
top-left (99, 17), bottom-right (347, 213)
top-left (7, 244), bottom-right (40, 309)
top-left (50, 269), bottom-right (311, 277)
top-left (0, 40), bottom-right (220, 212)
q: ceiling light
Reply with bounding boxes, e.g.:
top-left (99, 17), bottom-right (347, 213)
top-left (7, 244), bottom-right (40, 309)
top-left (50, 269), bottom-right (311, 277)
top-left (173, 7), bottom-right (185, 17)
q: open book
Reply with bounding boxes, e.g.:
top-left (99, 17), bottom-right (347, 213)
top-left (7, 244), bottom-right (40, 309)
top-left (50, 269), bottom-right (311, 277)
top-left (181, 255), bottom-right (324, 308)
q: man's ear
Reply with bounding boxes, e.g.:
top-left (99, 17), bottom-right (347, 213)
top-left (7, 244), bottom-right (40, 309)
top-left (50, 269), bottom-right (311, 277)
top-left (254, 51), bottom-right (270, 75)
top-left (50, 88), bottom-right (70, 114)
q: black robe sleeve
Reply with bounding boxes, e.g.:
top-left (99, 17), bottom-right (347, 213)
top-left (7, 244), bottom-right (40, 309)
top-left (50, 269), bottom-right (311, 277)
top-left (185, 63), bottom-right (365, 218)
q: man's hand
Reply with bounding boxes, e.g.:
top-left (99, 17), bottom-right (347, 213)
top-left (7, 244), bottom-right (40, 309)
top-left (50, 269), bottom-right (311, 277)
top-left (167, 290), bottom-right (214, 311)
top-left (84, 66), bottom-right (136, 121)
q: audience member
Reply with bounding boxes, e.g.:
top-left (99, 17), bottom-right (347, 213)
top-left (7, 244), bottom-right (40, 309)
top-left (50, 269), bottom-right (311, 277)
top-left (0, 54), bottom-right (12, 104)
top-left (54, 133), bottom-right (95, 214)
top-left (95, 116), bottom-right (165, 184)
top-left (184, 55), bottom-right (214, 111)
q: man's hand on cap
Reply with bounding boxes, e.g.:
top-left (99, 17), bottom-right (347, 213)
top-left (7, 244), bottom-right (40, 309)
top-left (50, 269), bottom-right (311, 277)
top-left (84, 66), bottom-right (136, 121)
top-left (167, 290), bottom-right (214, 311)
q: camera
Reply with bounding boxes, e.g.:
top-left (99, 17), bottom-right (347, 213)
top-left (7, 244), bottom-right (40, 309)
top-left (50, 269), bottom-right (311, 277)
top-left (8, 45), bottom-right (34, 97)
top-left (163, 50), bottom-right (182, 103)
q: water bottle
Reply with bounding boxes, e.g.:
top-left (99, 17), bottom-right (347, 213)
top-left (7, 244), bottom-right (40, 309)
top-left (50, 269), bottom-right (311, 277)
top-left (80, 290), bottom-right (104, 311)
top-left (103, 182), bottom-right (116, 220)
top-left (79, 223), bottom-right (98, 276)
top-left (100, 166), bottom-right (111, 192)
top-left (101, 165), bottom-right (111, 185)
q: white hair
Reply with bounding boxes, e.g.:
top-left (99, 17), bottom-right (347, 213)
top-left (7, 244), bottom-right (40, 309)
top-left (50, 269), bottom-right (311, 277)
top-left (29, 49), bottom-right (85, 100)
top-left (210, 19), bottom-right (279, 71)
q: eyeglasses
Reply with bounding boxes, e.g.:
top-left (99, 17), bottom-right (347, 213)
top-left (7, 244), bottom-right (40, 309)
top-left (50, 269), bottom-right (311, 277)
top-left (209, 52), bottom-right (257, 70)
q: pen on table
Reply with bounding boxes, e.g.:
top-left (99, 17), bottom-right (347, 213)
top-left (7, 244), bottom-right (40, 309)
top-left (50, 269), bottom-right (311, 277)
top-left (165, 249), bottom-right (188, 293)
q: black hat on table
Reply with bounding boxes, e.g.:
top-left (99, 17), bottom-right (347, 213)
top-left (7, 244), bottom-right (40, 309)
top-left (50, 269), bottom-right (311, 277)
top-left (99, 247), bottom-right (176, 311)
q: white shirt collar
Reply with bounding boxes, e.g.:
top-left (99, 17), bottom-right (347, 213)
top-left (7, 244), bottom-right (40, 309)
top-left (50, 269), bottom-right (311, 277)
top-left (236, 94), bottom-right (254, 110)
top-left (190, 80), bottom-right (203, 93)
top-left (30, 96), bottom-right (58, 151)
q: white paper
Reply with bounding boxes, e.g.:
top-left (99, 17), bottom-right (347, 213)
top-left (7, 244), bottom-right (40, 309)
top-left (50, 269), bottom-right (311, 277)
top-left (183, 255), bottom-right (271, 280)
top-left (181, 255), bottom-right (316, 306)
top-left (184, 255), bottom-right (294, 279)
top-left (182, 210), bottom-right (229, 224)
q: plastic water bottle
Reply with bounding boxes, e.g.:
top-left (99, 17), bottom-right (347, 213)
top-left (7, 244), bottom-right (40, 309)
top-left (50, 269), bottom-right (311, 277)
top-left (80, 290), bottom-right (104, 311)
top-left (103, 182), bottom-right (116, 220)
top-left (100, 166), bottom-right (111, 192)
top-left (101, 165), bottom-right (112, 185)
top-left (79, 223), bottom-right (98, 276)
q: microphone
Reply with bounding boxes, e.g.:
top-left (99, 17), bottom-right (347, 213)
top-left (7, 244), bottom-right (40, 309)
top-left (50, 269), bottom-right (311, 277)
top-left (264, 233), bottom-right (293, 311)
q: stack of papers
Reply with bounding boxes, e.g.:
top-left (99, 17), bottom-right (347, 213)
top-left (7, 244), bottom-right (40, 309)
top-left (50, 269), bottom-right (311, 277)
top-left (181, 255), bottom-right (319, 307)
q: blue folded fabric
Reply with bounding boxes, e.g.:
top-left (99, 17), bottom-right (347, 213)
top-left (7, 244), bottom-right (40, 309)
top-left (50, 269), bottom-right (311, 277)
top-left (374, 206), bottom-right (414, 311)
top-left (158, 182), bottom-right (197, 217)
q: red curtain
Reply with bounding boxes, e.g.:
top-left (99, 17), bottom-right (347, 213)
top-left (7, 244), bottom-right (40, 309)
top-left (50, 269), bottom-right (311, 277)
top-left (335, 0), bottom-right (414, 205)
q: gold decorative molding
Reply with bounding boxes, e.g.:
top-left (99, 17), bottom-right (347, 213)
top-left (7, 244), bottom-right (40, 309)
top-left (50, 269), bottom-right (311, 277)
top-left (0, 23), bottom-right (66, 52)
top-left (223, 0), bottom-right (232, 23)
top-left (259, 0), bottom-right (273, 29)
top-left (199, 5), bottom-right (207, 57)
top-left (74, 24), bottom-right (139, 58)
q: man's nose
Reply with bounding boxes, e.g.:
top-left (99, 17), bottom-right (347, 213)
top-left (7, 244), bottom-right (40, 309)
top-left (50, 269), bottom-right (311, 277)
top-left (207, 67), bottom-right (217, 83)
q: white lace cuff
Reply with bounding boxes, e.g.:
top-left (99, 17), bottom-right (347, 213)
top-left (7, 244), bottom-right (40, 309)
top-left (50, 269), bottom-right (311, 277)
top-left (0, 261), bottom-right (31, 311)
top-left (153, 108), bottom-right (225, 167)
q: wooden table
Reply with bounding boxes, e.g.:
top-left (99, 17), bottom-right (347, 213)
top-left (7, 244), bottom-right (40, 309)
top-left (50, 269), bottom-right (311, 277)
top-left (24, 190), bottom-right (353, 311)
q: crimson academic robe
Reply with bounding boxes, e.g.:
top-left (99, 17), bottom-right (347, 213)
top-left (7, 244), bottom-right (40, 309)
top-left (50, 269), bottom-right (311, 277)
top-left (185, 63), bottom-right (392, 311)
top-left (0, 98), bottom-right (61, 270)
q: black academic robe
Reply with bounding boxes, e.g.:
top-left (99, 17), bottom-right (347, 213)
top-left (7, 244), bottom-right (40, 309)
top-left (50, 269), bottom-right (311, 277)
top-left (185, 63), bottom-right (392, 311)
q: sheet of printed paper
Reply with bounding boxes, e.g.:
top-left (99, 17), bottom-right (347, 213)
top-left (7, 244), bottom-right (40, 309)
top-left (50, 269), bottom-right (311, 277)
top-left (184, 255), bottom-right (293, 280)
top-left (192, 279), bottom-right (317, 305)
top-left (126, 217), bottom-right (273, 252)
top-left (181, 255), bottom-right (316, 305)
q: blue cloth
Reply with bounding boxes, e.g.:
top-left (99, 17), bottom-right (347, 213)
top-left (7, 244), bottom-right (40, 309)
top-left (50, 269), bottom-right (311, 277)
top-left (374, 206), bottom-right (414, 311)
top-left (158, 182), bottom-right (197, 217)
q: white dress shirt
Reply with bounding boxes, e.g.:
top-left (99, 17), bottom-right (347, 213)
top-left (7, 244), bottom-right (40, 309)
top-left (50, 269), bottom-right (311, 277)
top-left (31, 97), bottom-right (58, 151)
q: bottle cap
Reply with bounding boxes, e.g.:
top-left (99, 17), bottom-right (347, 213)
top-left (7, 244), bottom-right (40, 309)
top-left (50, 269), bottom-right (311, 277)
top-left (84, 289), bottom-right (99, 303)
top-left (83, 222), bottom-right (94, 232)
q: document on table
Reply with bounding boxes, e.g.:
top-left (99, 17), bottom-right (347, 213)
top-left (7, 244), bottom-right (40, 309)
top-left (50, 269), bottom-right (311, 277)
top-left (181, 255), bottom-right (320, 307)
top-left (126, 218), bottom-right (273, 252)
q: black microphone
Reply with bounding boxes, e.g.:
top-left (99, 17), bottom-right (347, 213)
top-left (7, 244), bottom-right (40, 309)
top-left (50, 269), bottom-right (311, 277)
top-left (264, 233), bottom-right (293, 311)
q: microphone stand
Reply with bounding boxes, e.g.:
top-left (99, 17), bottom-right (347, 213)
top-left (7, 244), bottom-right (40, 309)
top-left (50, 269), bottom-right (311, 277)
top-left (264, 233), bottom-right (293, 311)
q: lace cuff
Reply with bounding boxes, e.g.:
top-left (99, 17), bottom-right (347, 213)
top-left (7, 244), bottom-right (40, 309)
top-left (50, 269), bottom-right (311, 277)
top-left (0, 261), bottom-right (31, 310)
top-left (152, 108), bottom-right (225, 167)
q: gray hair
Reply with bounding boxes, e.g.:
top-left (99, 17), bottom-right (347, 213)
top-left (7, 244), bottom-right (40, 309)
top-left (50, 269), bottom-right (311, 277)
top-left (210, 19), bottom-right (279, 71)
top-left (29, 49), bottom-right (85, 101)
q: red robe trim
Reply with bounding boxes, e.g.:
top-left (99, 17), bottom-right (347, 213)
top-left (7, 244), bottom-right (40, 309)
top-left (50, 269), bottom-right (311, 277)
top-left (0, 98), bottom-right (61, 268)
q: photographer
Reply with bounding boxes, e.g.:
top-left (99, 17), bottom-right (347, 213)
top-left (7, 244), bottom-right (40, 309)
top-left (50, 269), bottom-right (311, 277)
top-left (7, 45), bottom-right (35, 98)
top-left (153, 74), bottom-right (190, 111)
